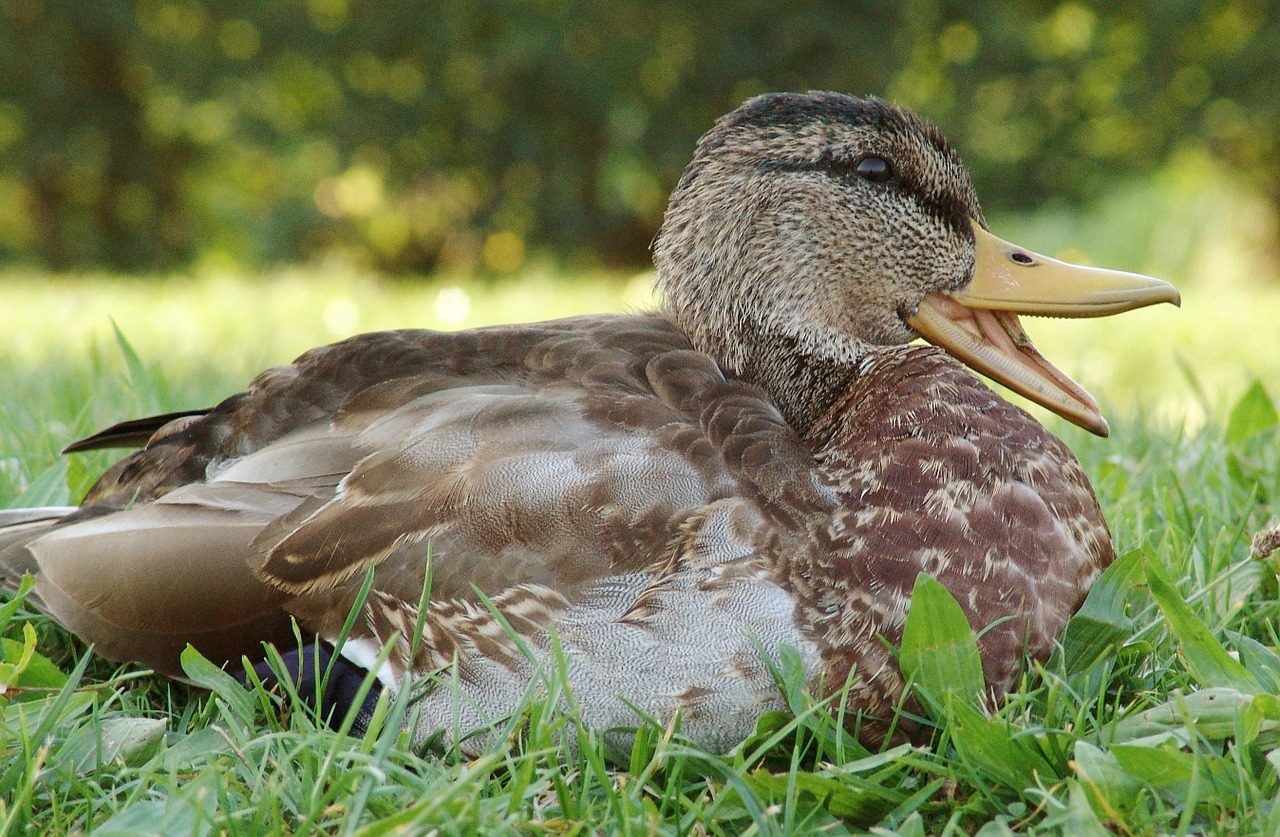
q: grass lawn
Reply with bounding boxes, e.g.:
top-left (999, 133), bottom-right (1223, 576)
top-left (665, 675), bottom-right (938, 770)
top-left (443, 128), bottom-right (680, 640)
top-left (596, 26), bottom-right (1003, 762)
top-left (2, 265), bottom-right (1279, 834)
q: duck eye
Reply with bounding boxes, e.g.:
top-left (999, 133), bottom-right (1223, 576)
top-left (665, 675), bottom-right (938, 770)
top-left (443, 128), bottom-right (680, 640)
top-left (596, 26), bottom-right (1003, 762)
top-left (854, 156), bottom-right (893, 182)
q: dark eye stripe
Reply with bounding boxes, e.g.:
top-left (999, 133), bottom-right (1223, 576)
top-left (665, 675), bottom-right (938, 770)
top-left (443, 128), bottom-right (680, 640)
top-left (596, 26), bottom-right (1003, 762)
top-left (756, 156), bottom-right (972, 238)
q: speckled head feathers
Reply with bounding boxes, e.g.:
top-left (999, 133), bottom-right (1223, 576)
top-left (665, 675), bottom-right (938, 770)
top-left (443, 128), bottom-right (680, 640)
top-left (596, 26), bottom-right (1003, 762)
top-left (654, 91), bottom-right (985, 432)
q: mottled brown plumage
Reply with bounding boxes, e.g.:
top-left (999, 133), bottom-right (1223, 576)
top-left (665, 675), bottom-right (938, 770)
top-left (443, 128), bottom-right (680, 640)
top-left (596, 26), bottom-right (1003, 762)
top-left (0, 92), bottom-right (1177, 754)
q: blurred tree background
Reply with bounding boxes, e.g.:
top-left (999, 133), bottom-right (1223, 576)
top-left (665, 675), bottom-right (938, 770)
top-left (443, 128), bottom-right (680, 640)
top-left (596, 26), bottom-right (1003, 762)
top-left (0, 0), bottom-right (1276, 275)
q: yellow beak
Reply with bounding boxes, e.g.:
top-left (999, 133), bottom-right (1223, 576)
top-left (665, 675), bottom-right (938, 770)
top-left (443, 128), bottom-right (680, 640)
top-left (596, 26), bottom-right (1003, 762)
top-left (906, 221), bottom-right (1181, 437)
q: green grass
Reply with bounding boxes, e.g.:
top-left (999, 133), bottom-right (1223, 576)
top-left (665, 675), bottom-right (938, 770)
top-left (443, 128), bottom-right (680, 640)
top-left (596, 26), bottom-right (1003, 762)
top-left (2, 265), bottom-right (1279, 834)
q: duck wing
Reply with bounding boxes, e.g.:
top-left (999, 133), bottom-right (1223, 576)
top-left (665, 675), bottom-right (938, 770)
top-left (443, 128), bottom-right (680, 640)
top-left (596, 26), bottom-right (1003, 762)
top-left (9, 314), bottom-right (812, 678)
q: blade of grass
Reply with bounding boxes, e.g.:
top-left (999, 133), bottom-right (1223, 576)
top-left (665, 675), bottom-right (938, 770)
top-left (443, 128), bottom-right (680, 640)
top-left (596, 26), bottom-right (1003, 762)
top-left (1144, 557), bottom-right (1259, 691)
top-left (899, 573), bottom-right (986, 716)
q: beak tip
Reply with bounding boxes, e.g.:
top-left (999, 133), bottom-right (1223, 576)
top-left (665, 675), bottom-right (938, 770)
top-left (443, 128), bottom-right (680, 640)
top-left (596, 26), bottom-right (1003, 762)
top-left (1075, 413), bottom-right (1111, 437)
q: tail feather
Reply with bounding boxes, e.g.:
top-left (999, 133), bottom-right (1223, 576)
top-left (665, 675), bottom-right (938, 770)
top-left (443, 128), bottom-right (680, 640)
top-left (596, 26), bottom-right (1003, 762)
top-left (0, 507), bottom-right (77, 527)
top-left (0, 506), bottom-right (77, 612)
top-left (0, 507), bottom-right (77, 587)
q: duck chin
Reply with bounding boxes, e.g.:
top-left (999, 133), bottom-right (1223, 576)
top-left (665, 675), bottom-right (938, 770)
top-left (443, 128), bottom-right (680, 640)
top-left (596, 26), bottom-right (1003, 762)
top-left (788, 321), bottom-right (873, 366)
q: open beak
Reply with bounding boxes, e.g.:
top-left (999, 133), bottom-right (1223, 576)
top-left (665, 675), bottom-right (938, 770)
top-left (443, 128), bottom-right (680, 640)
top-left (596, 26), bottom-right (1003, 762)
top-left (906, 220), bottom-right (1180, 437)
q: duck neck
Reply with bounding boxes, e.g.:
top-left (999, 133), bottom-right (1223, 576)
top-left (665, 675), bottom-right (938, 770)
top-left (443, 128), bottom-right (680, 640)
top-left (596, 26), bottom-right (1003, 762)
top-left (722, 320), bottom-right (864, 442)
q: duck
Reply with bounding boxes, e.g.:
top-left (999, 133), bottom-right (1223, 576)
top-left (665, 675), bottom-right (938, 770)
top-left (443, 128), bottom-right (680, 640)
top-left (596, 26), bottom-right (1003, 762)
top-left (0, 91), bottom-right (1179, 754)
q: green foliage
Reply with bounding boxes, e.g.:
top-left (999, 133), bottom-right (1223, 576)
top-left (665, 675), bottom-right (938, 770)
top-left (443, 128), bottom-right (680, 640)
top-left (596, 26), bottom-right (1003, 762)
top-left (0, 577), bottom-right (68, 700)
top-left (1059, 548), bottom-right (1144, 676)
top-left (1227, 381), bottom-right (1280, 444)
top-left (1145, 553), bottom-right (1260, 691)
top-left (900, 572), bottom-right (986, 714)
top-left (4, 460), bottom-right (72, 510)
top-left (0, 2), bottom-right (1276, 272)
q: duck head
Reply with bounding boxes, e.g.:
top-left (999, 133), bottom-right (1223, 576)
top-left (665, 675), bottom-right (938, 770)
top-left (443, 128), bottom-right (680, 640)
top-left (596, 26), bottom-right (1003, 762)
top-left (654, 91), bottom-right (1179, 437)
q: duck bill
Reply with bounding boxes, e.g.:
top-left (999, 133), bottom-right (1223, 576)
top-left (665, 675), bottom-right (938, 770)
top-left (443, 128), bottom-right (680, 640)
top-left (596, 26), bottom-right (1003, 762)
top-left (906, 221), bottom-right (1181, 437)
